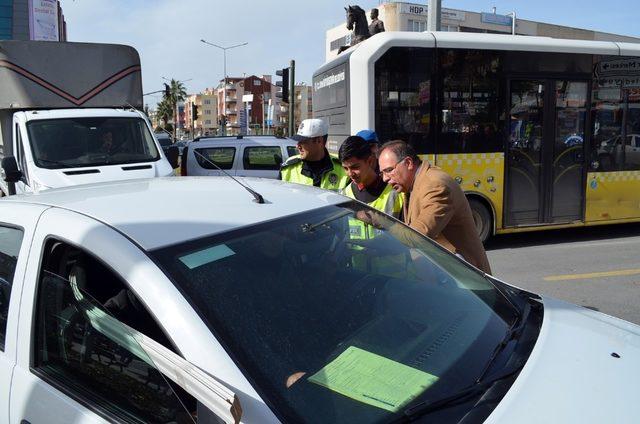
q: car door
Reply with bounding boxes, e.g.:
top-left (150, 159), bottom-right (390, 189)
top-left (8, 207), bottom-right (216, 423)
top-left (0, 203), bottom-right (47, 424)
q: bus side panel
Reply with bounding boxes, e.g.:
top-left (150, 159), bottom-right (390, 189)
top-left (585, 171), bottom-right (640, 222)
top-left (434, 153), bottom-right (505, 230)
top-left (313, 62), bottom-right (350, 153)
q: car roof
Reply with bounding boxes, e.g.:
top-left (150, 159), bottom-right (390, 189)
top-left (192, 135), bottom-right (295, 146)
top-left (5, 177), bottom-right (347, 250)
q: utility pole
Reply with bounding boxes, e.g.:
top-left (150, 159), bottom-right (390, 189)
top-left (288, 60), bottom-right (295, 137)
top-left (427, 0), bottom-right (441, 31)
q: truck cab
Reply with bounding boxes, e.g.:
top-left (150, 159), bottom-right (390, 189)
top-left (0, 40), bottom-right (177, 196)
top-left (7, 109), bottom-right (173, 195)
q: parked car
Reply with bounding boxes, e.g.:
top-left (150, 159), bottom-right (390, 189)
top-left (155, 132), bottom-right (174, 153)
top-left (181, 135), bottom-right (297, 178)
top-left (1, 177), bottom-right (640, 423)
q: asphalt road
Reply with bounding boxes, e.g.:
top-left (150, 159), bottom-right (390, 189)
top-left (486, 222), bottom-right (640, 325)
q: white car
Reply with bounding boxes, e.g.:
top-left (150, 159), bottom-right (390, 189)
top-left (180, 136), bottom-right (297, 179)
top-left (0, 177), bottom-right (639, 423)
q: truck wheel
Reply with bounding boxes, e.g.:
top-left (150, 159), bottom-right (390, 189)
top-left (469, 198), bottom-right (492, 244)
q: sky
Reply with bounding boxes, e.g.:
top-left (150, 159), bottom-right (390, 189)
top-left (58, 0), bottom-right (640, 109)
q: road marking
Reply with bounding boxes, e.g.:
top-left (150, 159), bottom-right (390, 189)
top-left (544, 268), bottom-right (640, 281)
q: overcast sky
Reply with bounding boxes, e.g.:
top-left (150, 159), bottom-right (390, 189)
top-left (59, 0), bottom-right (640, 108)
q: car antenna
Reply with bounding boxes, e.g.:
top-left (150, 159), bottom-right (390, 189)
top-left (192, 150), bottom-right (265, 204)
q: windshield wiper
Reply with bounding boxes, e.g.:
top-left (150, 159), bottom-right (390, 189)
top-left (396, 363), bottom-right (525, 422)
top-left (473, 301), bottom-right (532, 384)
top-left (396, 301), bottom-right (533, 422)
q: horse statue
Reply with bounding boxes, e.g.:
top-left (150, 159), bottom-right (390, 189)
top-left (338, 5), bottom-right (370, 54)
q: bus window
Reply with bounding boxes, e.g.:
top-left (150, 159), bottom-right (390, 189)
top-left (438, 49), bottom-right (504, 154)
top-left (374, 47), bottom-right (434, 154)
top-left (591, 56), bottom-right (640, 172)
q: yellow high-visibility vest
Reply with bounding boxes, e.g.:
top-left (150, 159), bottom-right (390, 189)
top-left (280, 155), bottom-right (348, 191)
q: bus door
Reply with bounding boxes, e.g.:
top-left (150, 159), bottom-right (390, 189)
top-left (505, 79), bottom-right (588, 226)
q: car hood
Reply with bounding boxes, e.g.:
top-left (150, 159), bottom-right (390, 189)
top-left (486, 296), bottom-right (640, 424)
top-left (29, 161), bottom-right (173, 189)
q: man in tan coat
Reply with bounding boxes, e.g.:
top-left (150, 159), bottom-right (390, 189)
top-left (378, 140), bottom-right (492, 274)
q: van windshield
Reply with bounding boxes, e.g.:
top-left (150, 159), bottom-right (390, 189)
top-left (27, 117), bottom-right (160, 169)
top-left (152, 202), bottom-right (540, 423)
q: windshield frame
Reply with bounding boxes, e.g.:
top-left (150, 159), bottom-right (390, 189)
top-left (150, 202), bottom-right (540, 423)
top-left (26, 116), bottom-right (161, 169)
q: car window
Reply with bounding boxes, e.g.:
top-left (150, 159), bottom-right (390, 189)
top-left (242, 146), bottom-right (283, 170)
top-left (32, 239), bottom-right (197, 422)
top-left (0, 225), bottom-right (23, 351)
top-left (287, 146), bottom-right (298, 158)
top-left (194, 147), bottom-right (235, 170)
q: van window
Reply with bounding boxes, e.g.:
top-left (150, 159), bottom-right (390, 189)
top-left (194, 147), bottom-right (236, 170)
top-left (32, 240), bottom-right (195, 422)
top-left (243, 146), bottom-right (283, 170)
top-left (0, 225), bottom-right (23, 351)
top-left (16, 124), bottom-right (29, 184)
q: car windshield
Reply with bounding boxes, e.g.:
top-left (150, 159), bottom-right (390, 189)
top-left (27, 117), bottom-right (160, 169)
top-left (152, 202), bottom-right (535, 423)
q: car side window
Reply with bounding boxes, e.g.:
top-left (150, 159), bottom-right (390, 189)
top-left (32, 239), bottom-right (197, 422)
top-left (194, 147), bottom-right (235, 170)
top-left (243, 146), bottom-right (283, 170)
top-left (0, 225), bottom-right (23, 351)
top-left (287, 146), bottom-right (298, 158)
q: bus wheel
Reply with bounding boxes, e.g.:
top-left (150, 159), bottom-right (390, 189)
top-left (469, 198), bottom-right (492, 244)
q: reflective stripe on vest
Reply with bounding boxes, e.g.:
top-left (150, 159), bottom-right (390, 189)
top-left (343, 183), bottom-right (403, 219)
top-left (281, 160), bottom-right (348, 191)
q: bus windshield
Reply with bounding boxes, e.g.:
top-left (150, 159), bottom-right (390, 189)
top-left (27, 117), bottom-right (160, 169)
top-left (152, 202), bottom-right (539, 423)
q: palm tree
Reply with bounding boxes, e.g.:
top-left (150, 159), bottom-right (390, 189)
top-left (155, 98), bottom-right (173, 130)
top-left (167, 79), bottom-right (187, 139)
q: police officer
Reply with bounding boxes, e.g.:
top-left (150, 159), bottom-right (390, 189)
top-left (279, 118), bottom-right (348, 191)
top-left (339, 135), bottom-right (402, 219)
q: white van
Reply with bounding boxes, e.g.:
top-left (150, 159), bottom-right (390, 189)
top-left (180, 135), bottom-right (296, 179)
top-left (0, 41), bottom-right (176, 196)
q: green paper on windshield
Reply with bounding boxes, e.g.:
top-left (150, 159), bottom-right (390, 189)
top-left (308, 346), bottom-right (438, 413)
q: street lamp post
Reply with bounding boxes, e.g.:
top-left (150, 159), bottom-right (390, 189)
top-left (200, 39), bottom-right (248, 136)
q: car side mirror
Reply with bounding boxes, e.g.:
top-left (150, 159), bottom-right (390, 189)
top-left (165, 146), bottom-right (180, 169)
top-left (1, 156), bottom-right (22, 190)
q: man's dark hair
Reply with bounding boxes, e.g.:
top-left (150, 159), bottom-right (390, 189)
top-left (338, 136), bottom-right (373, 162)
top-left (371, 8), bottom-right (379, 17)
top-left (379, 139), bottom-right (421, 163)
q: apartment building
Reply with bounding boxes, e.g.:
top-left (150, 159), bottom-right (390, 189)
top-left (2, 0), bottom-right (66, 41)
top-left (184, 88), bottom-right (219, 137)
top-left (216, 74), bottom-right (285, 135)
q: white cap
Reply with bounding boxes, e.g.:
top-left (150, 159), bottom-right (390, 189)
top-left (292, 118), bottom-right (329, 141)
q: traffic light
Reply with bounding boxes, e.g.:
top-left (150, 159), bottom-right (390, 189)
top-left (276, 67), bottom-right (289, 104)
top-left (164, 83), bottom-right (171, 97)
top-left (191, 103), bottom-right (199, 121)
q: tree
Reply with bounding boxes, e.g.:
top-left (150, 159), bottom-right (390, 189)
top-left (155, 98), bottom-right (173, 129)
top-left (167, 79), bottom-right (187, 140)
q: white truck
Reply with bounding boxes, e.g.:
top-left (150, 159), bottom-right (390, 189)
top-left (0, 40), bottom-right (177, 196)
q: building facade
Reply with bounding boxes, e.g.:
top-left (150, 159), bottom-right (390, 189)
top-left (326, 2), bottom-right (640, 61)
top-left (216, 75), bottom-right (286, 135)
top-left (184, 89), bottom-right (219, 137)
top-left (1, 0), bottom-right (67, 41)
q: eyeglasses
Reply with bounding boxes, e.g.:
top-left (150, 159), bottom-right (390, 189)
top-left (380, 157), bottom-right (407, 176)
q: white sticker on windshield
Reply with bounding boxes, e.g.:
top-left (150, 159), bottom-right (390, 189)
top-left (179, 244), bottom-right (235, 269)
